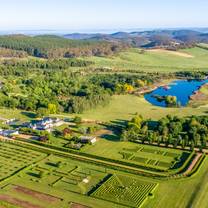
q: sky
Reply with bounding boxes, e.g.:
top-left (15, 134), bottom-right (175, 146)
top-left (0, 0), bottom-right (207, 33)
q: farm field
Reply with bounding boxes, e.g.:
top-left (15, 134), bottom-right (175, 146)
top-left (83, 47), bottom-right (208, 72)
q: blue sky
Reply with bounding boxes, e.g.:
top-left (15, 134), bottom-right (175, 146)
top-left (0, 0), bottom-right (207, 32)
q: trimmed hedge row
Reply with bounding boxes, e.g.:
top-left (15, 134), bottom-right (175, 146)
top-left (171, 151), bottom-right (195, 175)
top-left (186, 153), bottom-right (206, 177)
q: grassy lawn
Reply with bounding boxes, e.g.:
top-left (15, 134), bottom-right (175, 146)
top-left (78, 94), bottom-right (208, 122)
top-left (83, 47), bottom-right (208, 72)
top-left (0, 108), bottom-right (36, 121)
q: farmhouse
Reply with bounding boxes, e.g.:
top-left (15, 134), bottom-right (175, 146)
top-left (0, 129), bottom-right (19, 137)
top-left (4, 118), bottom-right (16, 125)
top-left (79, 136), bottom-right (97, 144)
top-left (23, 117), bottom-right (63, 131)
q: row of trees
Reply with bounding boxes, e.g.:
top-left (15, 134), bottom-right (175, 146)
top-left (121, 115), bottom-right (208, 150)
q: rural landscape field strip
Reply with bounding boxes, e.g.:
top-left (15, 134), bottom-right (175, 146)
top-left (9, 139), bottom-right (168, 177)
top-left (8, 138), bottom-right (199, 179)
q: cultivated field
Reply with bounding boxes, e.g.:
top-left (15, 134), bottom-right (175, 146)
top-left (0, 142), bottom-right (46, 181)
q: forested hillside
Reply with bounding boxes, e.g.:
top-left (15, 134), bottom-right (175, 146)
top-left (0, 35), bottom-right (128, 58)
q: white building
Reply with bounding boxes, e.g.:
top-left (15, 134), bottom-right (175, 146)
top-left (0, 129), bottom-right (19, 137)
top-left (79, 136), bottom-right (97, 144)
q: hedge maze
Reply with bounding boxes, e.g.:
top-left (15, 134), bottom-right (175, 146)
top-left (91, 174), bottom-right (158, 208)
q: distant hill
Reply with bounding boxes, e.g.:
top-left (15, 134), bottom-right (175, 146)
top-left (64, 29), bottom-right (208, 48)
top-left (1, 29), bottom-right (208, 59)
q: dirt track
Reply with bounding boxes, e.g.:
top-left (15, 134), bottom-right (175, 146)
top-left (0, 194), bottom-right (43, 208)
top-left (13, 185), bottom-right (61, 203)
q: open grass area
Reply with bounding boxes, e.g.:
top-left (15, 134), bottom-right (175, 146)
top-left (0, 108), bottom-right (36, 121)
top-left (83, 47), bottom-right (208, 72)
top-left (78, 94), bottom-right (208, 121)
top-left (0, 94), bottom-right (207, 124)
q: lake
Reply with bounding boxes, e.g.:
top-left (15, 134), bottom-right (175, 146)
top-left (144, 79), bottom-right (208, 107)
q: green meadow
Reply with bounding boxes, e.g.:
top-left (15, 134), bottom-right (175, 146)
top-left (78, 95), bottom-right (208, 121)
top-left (84, 47), bottom-right (208, 72)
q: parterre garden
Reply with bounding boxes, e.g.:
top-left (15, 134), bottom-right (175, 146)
top-left (22, 155), bottom-right (109, 195)
top-left (119, 145), bottom-right (191, 171)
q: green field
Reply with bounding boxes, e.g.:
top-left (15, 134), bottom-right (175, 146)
top-left (78, 94), bottom-right (208, 121)
top-left (0, 142), bottom-right (46, 180)
top-left (0, 94), bottom-right (207, 123)
top-left (83, 47), bottom-right (208, 72)
top-left (0, 141), bottom-right (161, 208)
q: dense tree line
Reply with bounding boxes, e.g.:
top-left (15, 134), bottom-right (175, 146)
top-left (2, 58), bottom-right (93, 69)
top-left (0, 35), bottom-right (128, 58)
top-left (121, 115), bottom-right (208, 150)
top-left (175, 71), bottom-right (208, 80)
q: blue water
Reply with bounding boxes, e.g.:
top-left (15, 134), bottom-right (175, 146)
top-left (144, 79), bottom-right (208, 107)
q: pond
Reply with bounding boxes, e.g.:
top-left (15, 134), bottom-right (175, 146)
top-left (144, 79), bottom-right (208, 107)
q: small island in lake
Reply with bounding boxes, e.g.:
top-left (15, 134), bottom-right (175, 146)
top-left (152, 94), bottom-right (179, 107)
